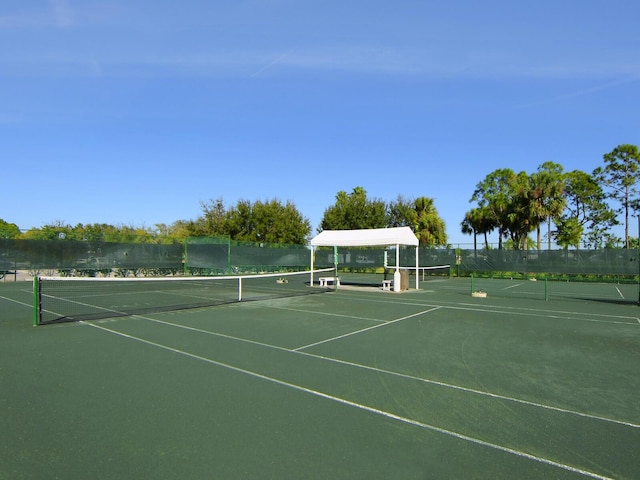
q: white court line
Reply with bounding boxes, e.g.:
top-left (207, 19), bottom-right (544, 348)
top-left (272, 306), bottom-right (387, 324)
top-left (615, 286), bottom-right (624, 299)
top-left (292, 307), bottom-right (442, 351)
top-left (331, 292), bottom-right (640, 326)
top-left (83, 321), bottom-right (615, 480)
top-left (0, 295), bottom-right (33, 309)
top-left (122, 313), bottom-right (640, 429)
top-left (502, 283), bottom-right (523, 290)
top-left (441, 303), bottom-right (638, 326)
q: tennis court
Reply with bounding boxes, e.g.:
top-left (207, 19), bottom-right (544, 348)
top-left (1, 274), bottom-right (639, 479)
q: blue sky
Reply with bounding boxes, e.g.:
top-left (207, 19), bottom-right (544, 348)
top-left (2, 0), bottom-right (639, 245)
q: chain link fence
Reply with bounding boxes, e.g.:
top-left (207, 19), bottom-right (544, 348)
top-left (2, 237), bottom-right (638, 280)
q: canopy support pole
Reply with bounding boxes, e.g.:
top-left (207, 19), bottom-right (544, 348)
top-left (310, 246), bottom-right (315, 287)
top-left (393, 243), bottom-right (401, 292)
top-left (415, 246), bottom-right (420, 290)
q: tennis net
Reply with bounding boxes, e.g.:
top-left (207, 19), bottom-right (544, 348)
top-left (34, 268), bottom-right (335, 325)
top-left (389, 265), bottom-right (451, 280)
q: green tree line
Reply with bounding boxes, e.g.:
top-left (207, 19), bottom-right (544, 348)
top-left (1, 190), bottom-right (448, 247)
top-left (2, 144), bottom-right (638, 248)
top-left (464, 144), bottom-right (639, 250)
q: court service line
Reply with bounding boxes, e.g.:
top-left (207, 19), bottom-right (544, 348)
top-left (292, 307), bottom-right (442, 351)
top-left (134, 313), bottom-right (639, 429)
top-left (444, 302), bottom-right (640, 326)
top-left (268, 306), bottom-right (387, 323)
top-left (333, 293), bottom-right (640, 326)
top-left (440, 304), bottom-right (639, 326)
top-left (82, 321), bottom-right (613, 480)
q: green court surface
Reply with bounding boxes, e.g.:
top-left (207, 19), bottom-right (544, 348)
top-left (1, 276), bottom-right (639, 479)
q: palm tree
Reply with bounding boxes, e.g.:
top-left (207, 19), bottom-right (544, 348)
top-left (461, 207), bottom-right (494, 253)
top-left (530, 162), bottom-right (566, 250)
top-left (595, 144), bottom-right (640, 248)
top-left (413, 197), bottom-right (447, 246)
top-left (461, 214), bottom-right (477, 251)
top-left (471, 169), bottom-right (518, 249)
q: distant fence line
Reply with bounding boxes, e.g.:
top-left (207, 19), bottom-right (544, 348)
top-left (1, 238), bottom-right (638, 277)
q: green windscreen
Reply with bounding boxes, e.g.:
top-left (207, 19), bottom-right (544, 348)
top-left (2, 238), bottom-right (638, 280)
top-left (185, 236), bottom-right (312, 273)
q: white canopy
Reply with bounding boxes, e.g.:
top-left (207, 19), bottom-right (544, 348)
top-left (309, 227), bottom-right (420, 291)
top-left (310, 227), bottom-right (419, 247)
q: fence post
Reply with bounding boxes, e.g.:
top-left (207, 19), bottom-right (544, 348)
top-left (545, 277), bottom-right (549, 301)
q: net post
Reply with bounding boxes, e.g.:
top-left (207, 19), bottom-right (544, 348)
top-left (238, 277), bottom-right (242, 301)
top-left (470, 273), bottom-right (474, 295)
top-left (183, 239), bottom-right (188, 276)
top-left (33, 276), bottom-right (40, 326)
top-left (227, 235), bottom-right (231, 274)
top-left (545, 277), bottom-right (549, 301)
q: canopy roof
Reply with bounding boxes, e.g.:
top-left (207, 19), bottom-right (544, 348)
top-left (310, 227), bottom-right (419, 247)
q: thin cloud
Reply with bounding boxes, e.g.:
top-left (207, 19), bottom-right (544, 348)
top-left (0, 1), bottom-right (119, 30)
top-left (5, 40), bottom-right (639, 82)
top-left (0, 1), bottom-right (74, 29)
top-left (549, 75), bottom-right (640, 100)
top-left (0, 11), bottom-right (45, 29)
top-left (243, 46), bottom-right (640, 80)
top-left (249, 51), bottom-right (292, 78)
top-left (518, 75), bottom-right (640, 108)
top-left (49, 0), bottom-right (75, 28)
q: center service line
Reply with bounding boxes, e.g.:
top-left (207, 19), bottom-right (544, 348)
top-left (293, 306), bottom-right (442, 351)
top-left (83, 321), bottom-right (613, 480)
